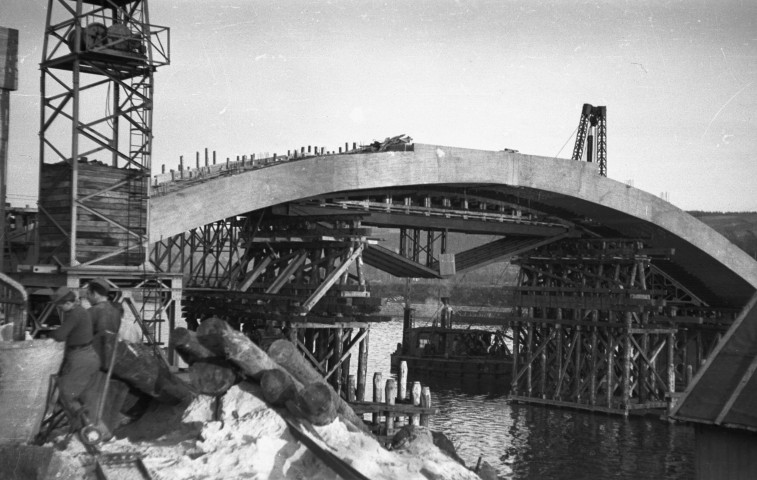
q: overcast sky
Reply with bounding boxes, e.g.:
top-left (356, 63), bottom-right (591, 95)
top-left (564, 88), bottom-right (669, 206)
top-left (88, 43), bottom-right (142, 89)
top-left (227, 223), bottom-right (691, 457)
top-left (2, 0), bottom-right (756, 211)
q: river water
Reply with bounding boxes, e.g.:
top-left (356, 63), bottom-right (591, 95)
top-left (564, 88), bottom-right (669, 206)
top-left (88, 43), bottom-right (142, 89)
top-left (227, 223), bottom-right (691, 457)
top-left (359, 317), bottom-right (695, 480)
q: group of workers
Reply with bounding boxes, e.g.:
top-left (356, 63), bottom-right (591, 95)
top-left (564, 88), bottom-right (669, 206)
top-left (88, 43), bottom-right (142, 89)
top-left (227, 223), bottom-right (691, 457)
top-left (48, 278), bottom-right (123, 429)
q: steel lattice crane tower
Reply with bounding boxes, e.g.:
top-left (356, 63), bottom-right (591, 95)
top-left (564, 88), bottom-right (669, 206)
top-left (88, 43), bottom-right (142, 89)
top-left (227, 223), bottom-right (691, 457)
top-left (38, 0), bottom-right (169, 268)
top-left (571, 104), bottom-right (607, 177)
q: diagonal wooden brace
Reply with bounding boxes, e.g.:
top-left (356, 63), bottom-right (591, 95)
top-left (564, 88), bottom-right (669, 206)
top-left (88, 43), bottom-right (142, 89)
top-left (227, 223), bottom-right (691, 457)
top-left (300, 244), bottom-right (365, 313)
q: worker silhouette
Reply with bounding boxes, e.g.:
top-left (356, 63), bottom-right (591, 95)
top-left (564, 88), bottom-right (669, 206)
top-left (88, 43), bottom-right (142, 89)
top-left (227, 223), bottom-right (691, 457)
top-left (82, 278), bottom-right (128, 441)
top-left (49, 286), bottom-right (99, 413)
top-left (86, 278), bottom-right (122, 369)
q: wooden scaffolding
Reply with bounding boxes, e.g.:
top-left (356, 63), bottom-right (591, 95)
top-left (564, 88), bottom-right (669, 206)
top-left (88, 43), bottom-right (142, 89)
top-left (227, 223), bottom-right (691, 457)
top-left (150, 209), bottom-right (383, 394)
top-left (508, 238), bottom-right (732, 415)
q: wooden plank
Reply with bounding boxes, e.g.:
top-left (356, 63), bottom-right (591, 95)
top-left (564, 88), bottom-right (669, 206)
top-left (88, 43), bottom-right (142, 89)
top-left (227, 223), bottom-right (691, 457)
top-left (283, 417), bottom-right (372, 480)
top-left (513, 293), bottom-right (661, 310)
top-left (349, 402), bottom-right (438, 415)
top-left (714, 353), bottom-right (757, 425)
top-left (508, 285), bottom-right (666, 295)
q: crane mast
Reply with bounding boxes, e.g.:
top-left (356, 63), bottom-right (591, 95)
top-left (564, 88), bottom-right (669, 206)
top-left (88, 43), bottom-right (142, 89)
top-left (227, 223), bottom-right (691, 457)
top-left (571, 103), bottom-right (607, 177)
top-left (38, 0), bottom-right (169, 267)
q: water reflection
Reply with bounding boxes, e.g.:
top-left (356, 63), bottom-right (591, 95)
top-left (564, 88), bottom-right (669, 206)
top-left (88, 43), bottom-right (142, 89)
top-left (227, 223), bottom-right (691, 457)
top-left (354, 318), bottom-right (695, 479)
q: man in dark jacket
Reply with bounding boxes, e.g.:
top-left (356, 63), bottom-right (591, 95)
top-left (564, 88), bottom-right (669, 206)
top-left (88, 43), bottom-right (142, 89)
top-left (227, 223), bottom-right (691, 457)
top-left (86, 278), bottom-right (121, 368)
top-left (50, 286), bottom-right (100, 411)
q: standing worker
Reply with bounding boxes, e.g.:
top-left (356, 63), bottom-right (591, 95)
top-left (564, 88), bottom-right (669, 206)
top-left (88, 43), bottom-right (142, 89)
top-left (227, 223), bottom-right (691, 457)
top-left (83, 278), bottom-right (127, 441)
top-left (49, 286), bottom-right (99, 413)
top-left (86, 278), bottom-right (122, 368)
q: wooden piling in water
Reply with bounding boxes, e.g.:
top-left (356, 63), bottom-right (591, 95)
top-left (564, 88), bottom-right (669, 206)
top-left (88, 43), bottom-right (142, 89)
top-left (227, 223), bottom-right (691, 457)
top-left (357, 330), bottom-right (369, 401)
top-left (420, 386), bottom-right (431, 427)
top-left (399, 360), bottom-right (408, 401)
top-left (373, 372), bottom-right (383, 425)
top-left (411, 381), bottom-right (421, 426)
top-left (346, 364), bottom-right (435, 439)
top-left (385, 378), bottom-right (397, 436)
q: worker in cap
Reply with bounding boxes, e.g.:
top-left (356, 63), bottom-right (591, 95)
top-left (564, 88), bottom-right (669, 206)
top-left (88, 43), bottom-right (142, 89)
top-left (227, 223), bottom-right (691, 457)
top-left (86, 278), bottom-right (122, 368)
top-left (50, 286), bottom-right (100, 412)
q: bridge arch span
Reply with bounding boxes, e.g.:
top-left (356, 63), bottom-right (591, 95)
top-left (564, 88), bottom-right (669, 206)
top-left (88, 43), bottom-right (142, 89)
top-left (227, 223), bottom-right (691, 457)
top-left (150, 143), bottom-right (757, 308)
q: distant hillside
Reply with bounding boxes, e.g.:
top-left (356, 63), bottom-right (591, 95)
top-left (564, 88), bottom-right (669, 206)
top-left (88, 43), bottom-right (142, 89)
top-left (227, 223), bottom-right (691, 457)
top-left (690, 211), bottom-right (757, 259)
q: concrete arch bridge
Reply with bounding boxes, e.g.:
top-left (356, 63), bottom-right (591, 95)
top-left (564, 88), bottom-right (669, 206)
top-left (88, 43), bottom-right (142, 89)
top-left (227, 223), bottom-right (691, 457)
top-left (145, 142), bottom-right (757, 413)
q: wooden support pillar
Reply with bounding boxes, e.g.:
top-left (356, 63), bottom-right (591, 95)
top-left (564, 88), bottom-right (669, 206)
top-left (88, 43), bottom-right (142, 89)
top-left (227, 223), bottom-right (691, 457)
top-left (511, 321), bottom-right (520, 395)
top-left (420, 386), bottom-right (431, 427)
top-left (622, 312), bottom-right (633, 409)
top-left (316, 329), bottom-right (329, 374)
top-left (555, 308), bottom-right (563, 400)
top-left (574, 325), bottom-right (582, 402)
top-left (385, 378), bottom-right (397, 436)
top-left (539, 321), bottom-right (547, 398)
top-left (331, 327), bottom-right (344, 395)
top-left (372, 372), bottom-right (383, 426)
top-left (589, 311), bottom-right (598, 406)
top-left (667, 331), bottom-right (676, 395)
top-left (411, 381), bottom-right (421, 426)
top-left (340, 329), bottom-right (352, 396)
top-left (399, 360), bottom-right (408, 401)
top-left (348, 374), bottom-right (357, 402)
top-left (526, 319), bottom-right (533, 396)
top-left (639, 313), bottom-right (650, 404)
top-left (606, 334), bottom-right (615, 408)
top-left (357, 328), bottom-right (369, 401)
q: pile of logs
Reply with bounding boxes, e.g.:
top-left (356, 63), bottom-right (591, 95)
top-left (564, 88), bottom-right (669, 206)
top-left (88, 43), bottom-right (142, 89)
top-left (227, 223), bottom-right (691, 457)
top-left (103, 331), bottom-right (194, 406)
top-left (170, 317), bottom-right (371, 433)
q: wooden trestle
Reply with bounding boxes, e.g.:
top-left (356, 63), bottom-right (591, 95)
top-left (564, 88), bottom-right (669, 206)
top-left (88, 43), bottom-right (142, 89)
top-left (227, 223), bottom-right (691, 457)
top-left (151, 210), bottom-right (384, 395)
top-left (508, 238), bottom-right (733, 415)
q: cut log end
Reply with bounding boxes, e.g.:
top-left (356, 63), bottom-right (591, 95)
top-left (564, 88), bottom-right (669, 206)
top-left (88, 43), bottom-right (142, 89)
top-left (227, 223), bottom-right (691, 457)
top-left (260, 369), bottom-right (297, 406)
top-left (188, 359), bottom-right (237, 396)
top-left (296, 382), bottom-right (337, 426)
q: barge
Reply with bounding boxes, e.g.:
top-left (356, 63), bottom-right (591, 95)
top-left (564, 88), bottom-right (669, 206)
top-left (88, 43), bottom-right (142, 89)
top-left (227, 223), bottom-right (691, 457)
top-left (389, 300), bottom-right (513, 392)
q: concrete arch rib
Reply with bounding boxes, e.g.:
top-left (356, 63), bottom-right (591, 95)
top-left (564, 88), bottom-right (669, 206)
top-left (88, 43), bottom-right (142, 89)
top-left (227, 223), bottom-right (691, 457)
top-left (150, 143), bottom-right (757, 307)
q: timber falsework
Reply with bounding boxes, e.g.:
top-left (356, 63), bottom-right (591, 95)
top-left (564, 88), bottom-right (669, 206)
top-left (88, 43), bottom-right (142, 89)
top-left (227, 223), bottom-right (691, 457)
top-left (508, 238), bottom-right (732, 414)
